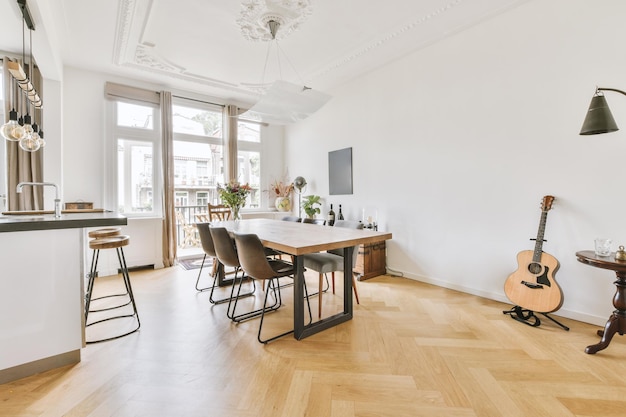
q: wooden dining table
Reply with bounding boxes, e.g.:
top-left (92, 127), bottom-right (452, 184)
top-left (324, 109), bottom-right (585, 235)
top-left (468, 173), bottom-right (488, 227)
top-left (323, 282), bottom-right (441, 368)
top-left (211, 218), bottom-right (392, 340)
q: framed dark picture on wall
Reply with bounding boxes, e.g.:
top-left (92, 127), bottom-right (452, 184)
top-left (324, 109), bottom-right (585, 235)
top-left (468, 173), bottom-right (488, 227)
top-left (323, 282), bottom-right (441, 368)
top-left (329, 147), bottom-right (353, 195)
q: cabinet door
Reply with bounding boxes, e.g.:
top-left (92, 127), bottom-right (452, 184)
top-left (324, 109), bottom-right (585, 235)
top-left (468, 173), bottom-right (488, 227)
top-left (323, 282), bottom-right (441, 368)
top-left (355, 241), bottom-right (386, 280)
top-left (370, 241), bottom-right (386, 274)
top-left (355, 244), bottom-right (368, 275)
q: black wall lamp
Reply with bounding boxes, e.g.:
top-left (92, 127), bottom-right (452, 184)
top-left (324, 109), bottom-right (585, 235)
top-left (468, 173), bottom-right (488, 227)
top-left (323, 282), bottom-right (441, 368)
top-left (580, 87), bottom-right (626, 135)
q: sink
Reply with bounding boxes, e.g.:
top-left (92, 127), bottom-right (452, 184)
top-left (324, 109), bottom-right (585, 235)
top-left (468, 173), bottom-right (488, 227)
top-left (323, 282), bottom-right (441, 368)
top-left (2, 209), bottom-right (108, 215)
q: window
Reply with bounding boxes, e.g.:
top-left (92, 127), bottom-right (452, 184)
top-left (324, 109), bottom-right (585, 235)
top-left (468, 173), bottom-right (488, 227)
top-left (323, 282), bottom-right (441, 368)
top-left (196, 191), bottom-right (208, 207)
top-left (172, 98), bottom-right (224, 211)
top-left (237, 121), bottom-right (262, 208)
top-left (196, 160), bottom-right (209, 185)
top-left (117, 139), bottom-right (153, 213)
top-left (107, 93), bottom-right (269, 218)
top-left (117, 102), bottom-right (154, 129)
top-left (108, 99), bottom-right (160, 216)
top-left (175, 191), bottom-right (189, 206)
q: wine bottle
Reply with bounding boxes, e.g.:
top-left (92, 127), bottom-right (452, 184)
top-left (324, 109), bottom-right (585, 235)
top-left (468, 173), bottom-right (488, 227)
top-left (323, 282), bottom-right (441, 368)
top-left (328, 204), bottom-right (335, 226)
top-left (338, 204), bottom-right (344, 220)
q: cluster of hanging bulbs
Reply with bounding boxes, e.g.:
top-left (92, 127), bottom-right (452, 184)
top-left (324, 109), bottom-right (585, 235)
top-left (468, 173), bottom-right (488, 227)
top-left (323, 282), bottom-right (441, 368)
top-left (0, 95), bottom-right (44, 152)
top-left (1, 20), bottom-right (44, 152)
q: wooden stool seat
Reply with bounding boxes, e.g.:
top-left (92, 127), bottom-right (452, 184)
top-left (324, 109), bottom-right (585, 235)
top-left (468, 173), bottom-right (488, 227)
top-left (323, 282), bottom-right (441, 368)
top-left (89, 235), bottom-right (130, 250)
top-left (88, 227), bottom-right (122, 239)
top-left (85, 234), bottom-right (139, 343)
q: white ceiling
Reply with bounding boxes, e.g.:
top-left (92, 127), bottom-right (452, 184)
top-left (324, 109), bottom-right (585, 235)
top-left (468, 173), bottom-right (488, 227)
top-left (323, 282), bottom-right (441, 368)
top-left (0, 0), bottom-right (529, 104)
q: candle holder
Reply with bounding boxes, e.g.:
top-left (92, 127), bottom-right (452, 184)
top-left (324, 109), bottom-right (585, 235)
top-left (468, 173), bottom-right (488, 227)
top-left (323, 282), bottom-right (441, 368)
top-left (361, 207), bottom-right (378, 231)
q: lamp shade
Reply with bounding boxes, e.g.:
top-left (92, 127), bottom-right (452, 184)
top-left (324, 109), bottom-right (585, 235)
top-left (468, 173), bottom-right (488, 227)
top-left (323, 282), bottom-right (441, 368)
top-left (580, 94), bottom-right (619, 135)
top-left (241, 81), bottom-right (331, 125)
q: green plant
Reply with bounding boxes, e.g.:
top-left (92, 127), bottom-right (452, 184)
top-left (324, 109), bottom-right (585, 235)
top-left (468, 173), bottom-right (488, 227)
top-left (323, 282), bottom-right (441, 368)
top-left (301, 195), bottom-right (321, 218)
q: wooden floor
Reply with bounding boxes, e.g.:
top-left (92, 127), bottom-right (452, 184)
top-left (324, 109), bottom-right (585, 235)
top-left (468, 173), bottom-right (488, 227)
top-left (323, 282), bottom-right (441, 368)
top-left (2, 265), bottom-right (626, 417)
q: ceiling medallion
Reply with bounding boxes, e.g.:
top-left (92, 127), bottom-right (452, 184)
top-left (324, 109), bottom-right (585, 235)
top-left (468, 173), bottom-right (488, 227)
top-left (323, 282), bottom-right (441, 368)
top-left (237, 0), bottom-right (313, 41)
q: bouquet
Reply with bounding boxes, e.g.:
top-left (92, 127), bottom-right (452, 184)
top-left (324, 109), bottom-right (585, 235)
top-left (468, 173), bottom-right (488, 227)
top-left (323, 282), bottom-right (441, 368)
top-left (218, 180), bottom-right (252, 219)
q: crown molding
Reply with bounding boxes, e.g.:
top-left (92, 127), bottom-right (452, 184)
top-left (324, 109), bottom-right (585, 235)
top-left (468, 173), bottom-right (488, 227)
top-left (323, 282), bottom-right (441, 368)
top-left (307, 0), bottom-right (465, 82)
top-left (112, 0), bottom-right (257, 98)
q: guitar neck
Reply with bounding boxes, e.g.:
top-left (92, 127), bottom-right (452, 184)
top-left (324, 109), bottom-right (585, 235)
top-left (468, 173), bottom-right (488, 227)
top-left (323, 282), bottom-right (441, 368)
top-left (533, 211), bottom-right (548, 262)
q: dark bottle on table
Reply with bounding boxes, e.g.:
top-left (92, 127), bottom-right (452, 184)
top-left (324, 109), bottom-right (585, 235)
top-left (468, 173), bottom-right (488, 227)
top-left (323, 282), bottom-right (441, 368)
top-left (338, 204), bottom-right (344, 220)
top-left (328, 204), bottom-right (335, 226)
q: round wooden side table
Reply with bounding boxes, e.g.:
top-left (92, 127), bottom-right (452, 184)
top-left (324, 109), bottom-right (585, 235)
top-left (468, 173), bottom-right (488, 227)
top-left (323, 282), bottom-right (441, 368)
top-left (575, 250), bottom-right (626, 354)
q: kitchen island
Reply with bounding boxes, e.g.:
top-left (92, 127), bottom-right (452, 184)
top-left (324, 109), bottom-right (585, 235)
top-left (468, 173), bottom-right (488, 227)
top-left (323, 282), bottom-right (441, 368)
top-left (0, 211), bottom-right (126, 384)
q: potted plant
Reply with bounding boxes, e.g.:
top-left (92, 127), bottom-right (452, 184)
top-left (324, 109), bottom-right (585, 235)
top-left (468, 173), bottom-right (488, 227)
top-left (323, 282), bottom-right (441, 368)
top-left (301, 195), bottom-right (321, 218)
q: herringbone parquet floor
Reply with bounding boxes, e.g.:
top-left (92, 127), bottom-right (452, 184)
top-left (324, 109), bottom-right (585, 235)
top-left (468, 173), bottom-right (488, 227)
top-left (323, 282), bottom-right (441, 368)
top-left (1, 265), bottom-right (626, 417)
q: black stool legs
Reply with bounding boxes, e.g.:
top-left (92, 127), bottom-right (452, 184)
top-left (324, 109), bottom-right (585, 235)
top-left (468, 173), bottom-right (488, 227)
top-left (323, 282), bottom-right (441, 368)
top-left (85, 235), bottom-right (140, 343)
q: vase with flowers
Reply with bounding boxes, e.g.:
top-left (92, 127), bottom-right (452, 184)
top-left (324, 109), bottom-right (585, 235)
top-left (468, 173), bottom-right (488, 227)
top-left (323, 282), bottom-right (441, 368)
top-left (269, 178), bottom-right (294, 212)
top-left (218, 180), bottom-right (252, 220)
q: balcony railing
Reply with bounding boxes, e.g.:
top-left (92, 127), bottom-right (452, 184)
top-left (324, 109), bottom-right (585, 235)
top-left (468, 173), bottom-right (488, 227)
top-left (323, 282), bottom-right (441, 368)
top-left (174, 203), bottom-right (264, 250)
top-left (175, 205), bottom-right (208, 249)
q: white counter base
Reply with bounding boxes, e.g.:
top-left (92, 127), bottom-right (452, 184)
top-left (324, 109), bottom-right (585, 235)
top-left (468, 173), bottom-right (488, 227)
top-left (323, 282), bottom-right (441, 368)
top-left (0, 228), bottom-right (84, 381)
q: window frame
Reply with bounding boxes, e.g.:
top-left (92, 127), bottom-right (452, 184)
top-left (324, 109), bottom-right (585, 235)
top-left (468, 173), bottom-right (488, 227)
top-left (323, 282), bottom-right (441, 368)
top-left (237, 120), bottom-right (263, 209)
top-left (106, 98), bottom-right (162, 218)
top-left (171, 97), bottom-right (225, 207)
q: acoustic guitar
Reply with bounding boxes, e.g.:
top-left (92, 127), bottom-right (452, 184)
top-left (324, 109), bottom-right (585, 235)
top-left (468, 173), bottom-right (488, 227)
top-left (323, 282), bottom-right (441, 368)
top-left (504, 196), bottom-right (563, 313)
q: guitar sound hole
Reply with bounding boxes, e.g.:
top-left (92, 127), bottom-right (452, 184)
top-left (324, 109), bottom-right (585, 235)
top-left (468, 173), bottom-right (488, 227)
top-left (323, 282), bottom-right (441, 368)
top-left (528, 262), bottom-right (543, 275)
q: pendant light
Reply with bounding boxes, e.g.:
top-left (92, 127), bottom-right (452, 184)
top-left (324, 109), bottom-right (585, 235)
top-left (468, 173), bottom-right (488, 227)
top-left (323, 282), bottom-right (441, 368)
top-left (3, 0), bottom-right (43, 151)
top-left (11, 86), bottom-right (26, 141)
top-left (19, 100), bottom-right (39, 152)
top-left (32, 104), bottom-right (44, 149)
top-left (0, 78), bottom-right (20, 141)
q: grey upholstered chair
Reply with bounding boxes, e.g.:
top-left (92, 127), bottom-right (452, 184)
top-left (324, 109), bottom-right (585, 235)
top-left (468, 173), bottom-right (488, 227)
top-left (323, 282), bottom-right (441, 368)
top-left (302, 220), bottom-right (362, 318)
top-left (233, 232), bottom-right (312, 343)
top-left (281, 215), bottom-right (302, 222)
top-left (301, 218), bottom-right (326, 225)
top-left (209, 226), bottom-right (255, 318)
top-left (195, 222), bottom-right (218, 292)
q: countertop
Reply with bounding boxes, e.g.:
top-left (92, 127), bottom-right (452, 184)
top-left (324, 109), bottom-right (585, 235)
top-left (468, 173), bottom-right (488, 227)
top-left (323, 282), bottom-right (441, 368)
top-left (0, 210), bottom-right (127, 233)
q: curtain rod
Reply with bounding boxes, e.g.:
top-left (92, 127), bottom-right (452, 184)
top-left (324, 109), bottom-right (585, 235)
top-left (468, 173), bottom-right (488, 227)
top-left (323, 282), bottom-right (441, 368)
top-left (170, 93), bottom-right (267, 125)
top-left (172, 94), bottom-right (225, 108)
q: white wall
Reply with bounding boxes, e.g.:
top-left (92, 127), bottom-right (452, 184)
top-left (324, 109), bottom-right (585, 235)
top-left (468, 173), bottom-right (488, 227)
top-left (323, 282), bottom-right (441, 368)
top-left (285, 0), bottom-right (626, 326)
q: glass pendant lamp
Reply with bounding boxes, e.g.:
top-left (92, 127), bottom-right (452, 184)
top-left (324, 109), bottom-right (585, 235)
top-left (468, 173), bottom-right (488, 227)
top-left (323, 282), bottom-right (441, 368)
top-left (19, 100), bottom-right (39, 152)
top-left (0, 78), bottom-right (20, 141)
top-left (36, 129), bottom-right (45, 148)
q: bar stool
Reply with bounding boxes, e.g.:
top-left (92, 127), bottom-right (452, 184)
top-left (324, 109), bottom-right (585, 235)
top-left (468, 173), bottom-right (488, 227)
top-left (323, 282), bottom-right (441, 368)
top-left (88, 227), bottom-right (121, 239)
top-left (85, 234), bottom-right (140, 343)
top-left (86, 227), bottom-right (126, 305)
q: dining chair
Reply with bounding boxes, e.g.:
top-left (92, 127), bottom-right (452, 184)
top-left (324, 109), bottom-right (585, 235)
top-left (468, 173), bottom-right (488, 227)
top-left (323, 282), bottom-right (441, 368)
top-left (281, 215), bottom-right (302, 222)
top-left (301, 218), bottom-right (326, 225)
top-left (195, 213), bottom-right (210, 223)
top-left (302, 219), bottom-right (363, 318)
top-left (208, 203), bottom-right (232, 221)
top-left (233, 232), bottom-right (312, 343)
top-left (299, 217), bottom-right (330, 294)
top-left (195, 222), bottom-right (216, 292)
top-left (196, 222), bottom-right (240, 305)
top-left (209, 226), bottom-right (255, 318)
top-left (260, 214), bottom-right (300, 264)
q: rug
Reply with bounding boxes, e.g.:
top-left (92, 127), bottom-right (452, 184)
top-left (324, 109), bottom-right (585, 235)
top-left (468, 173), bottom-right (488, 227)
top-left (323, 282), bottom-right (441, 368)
top-left (178, 256), bottom-right (209, 271)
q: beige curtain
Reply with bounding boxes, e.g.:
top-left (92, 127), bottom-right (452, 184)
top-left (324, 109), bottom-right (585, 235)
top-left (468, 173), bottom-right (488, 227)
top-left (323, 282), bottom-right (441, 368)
top-left (160, 90), bottom-right (176, 267)
top-left (224, 104), bottom-right (238, 181)
top-left (3, 57), bottom-right (43, 211)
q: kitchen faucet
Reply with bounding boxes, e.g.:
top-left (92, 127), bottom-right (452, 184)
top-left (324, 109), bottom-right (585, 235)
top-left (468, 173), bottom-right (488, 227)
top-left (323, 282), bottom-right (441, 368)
top-left (16, 182), bottom-right (61, 218)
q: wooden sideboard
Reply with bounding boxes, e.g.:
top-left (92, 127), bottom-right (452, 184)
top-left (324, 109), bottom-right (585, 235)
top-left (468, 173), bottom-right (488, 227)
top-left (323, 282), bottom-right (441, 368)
top-left (355, 240), bottom-right (386, 280)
